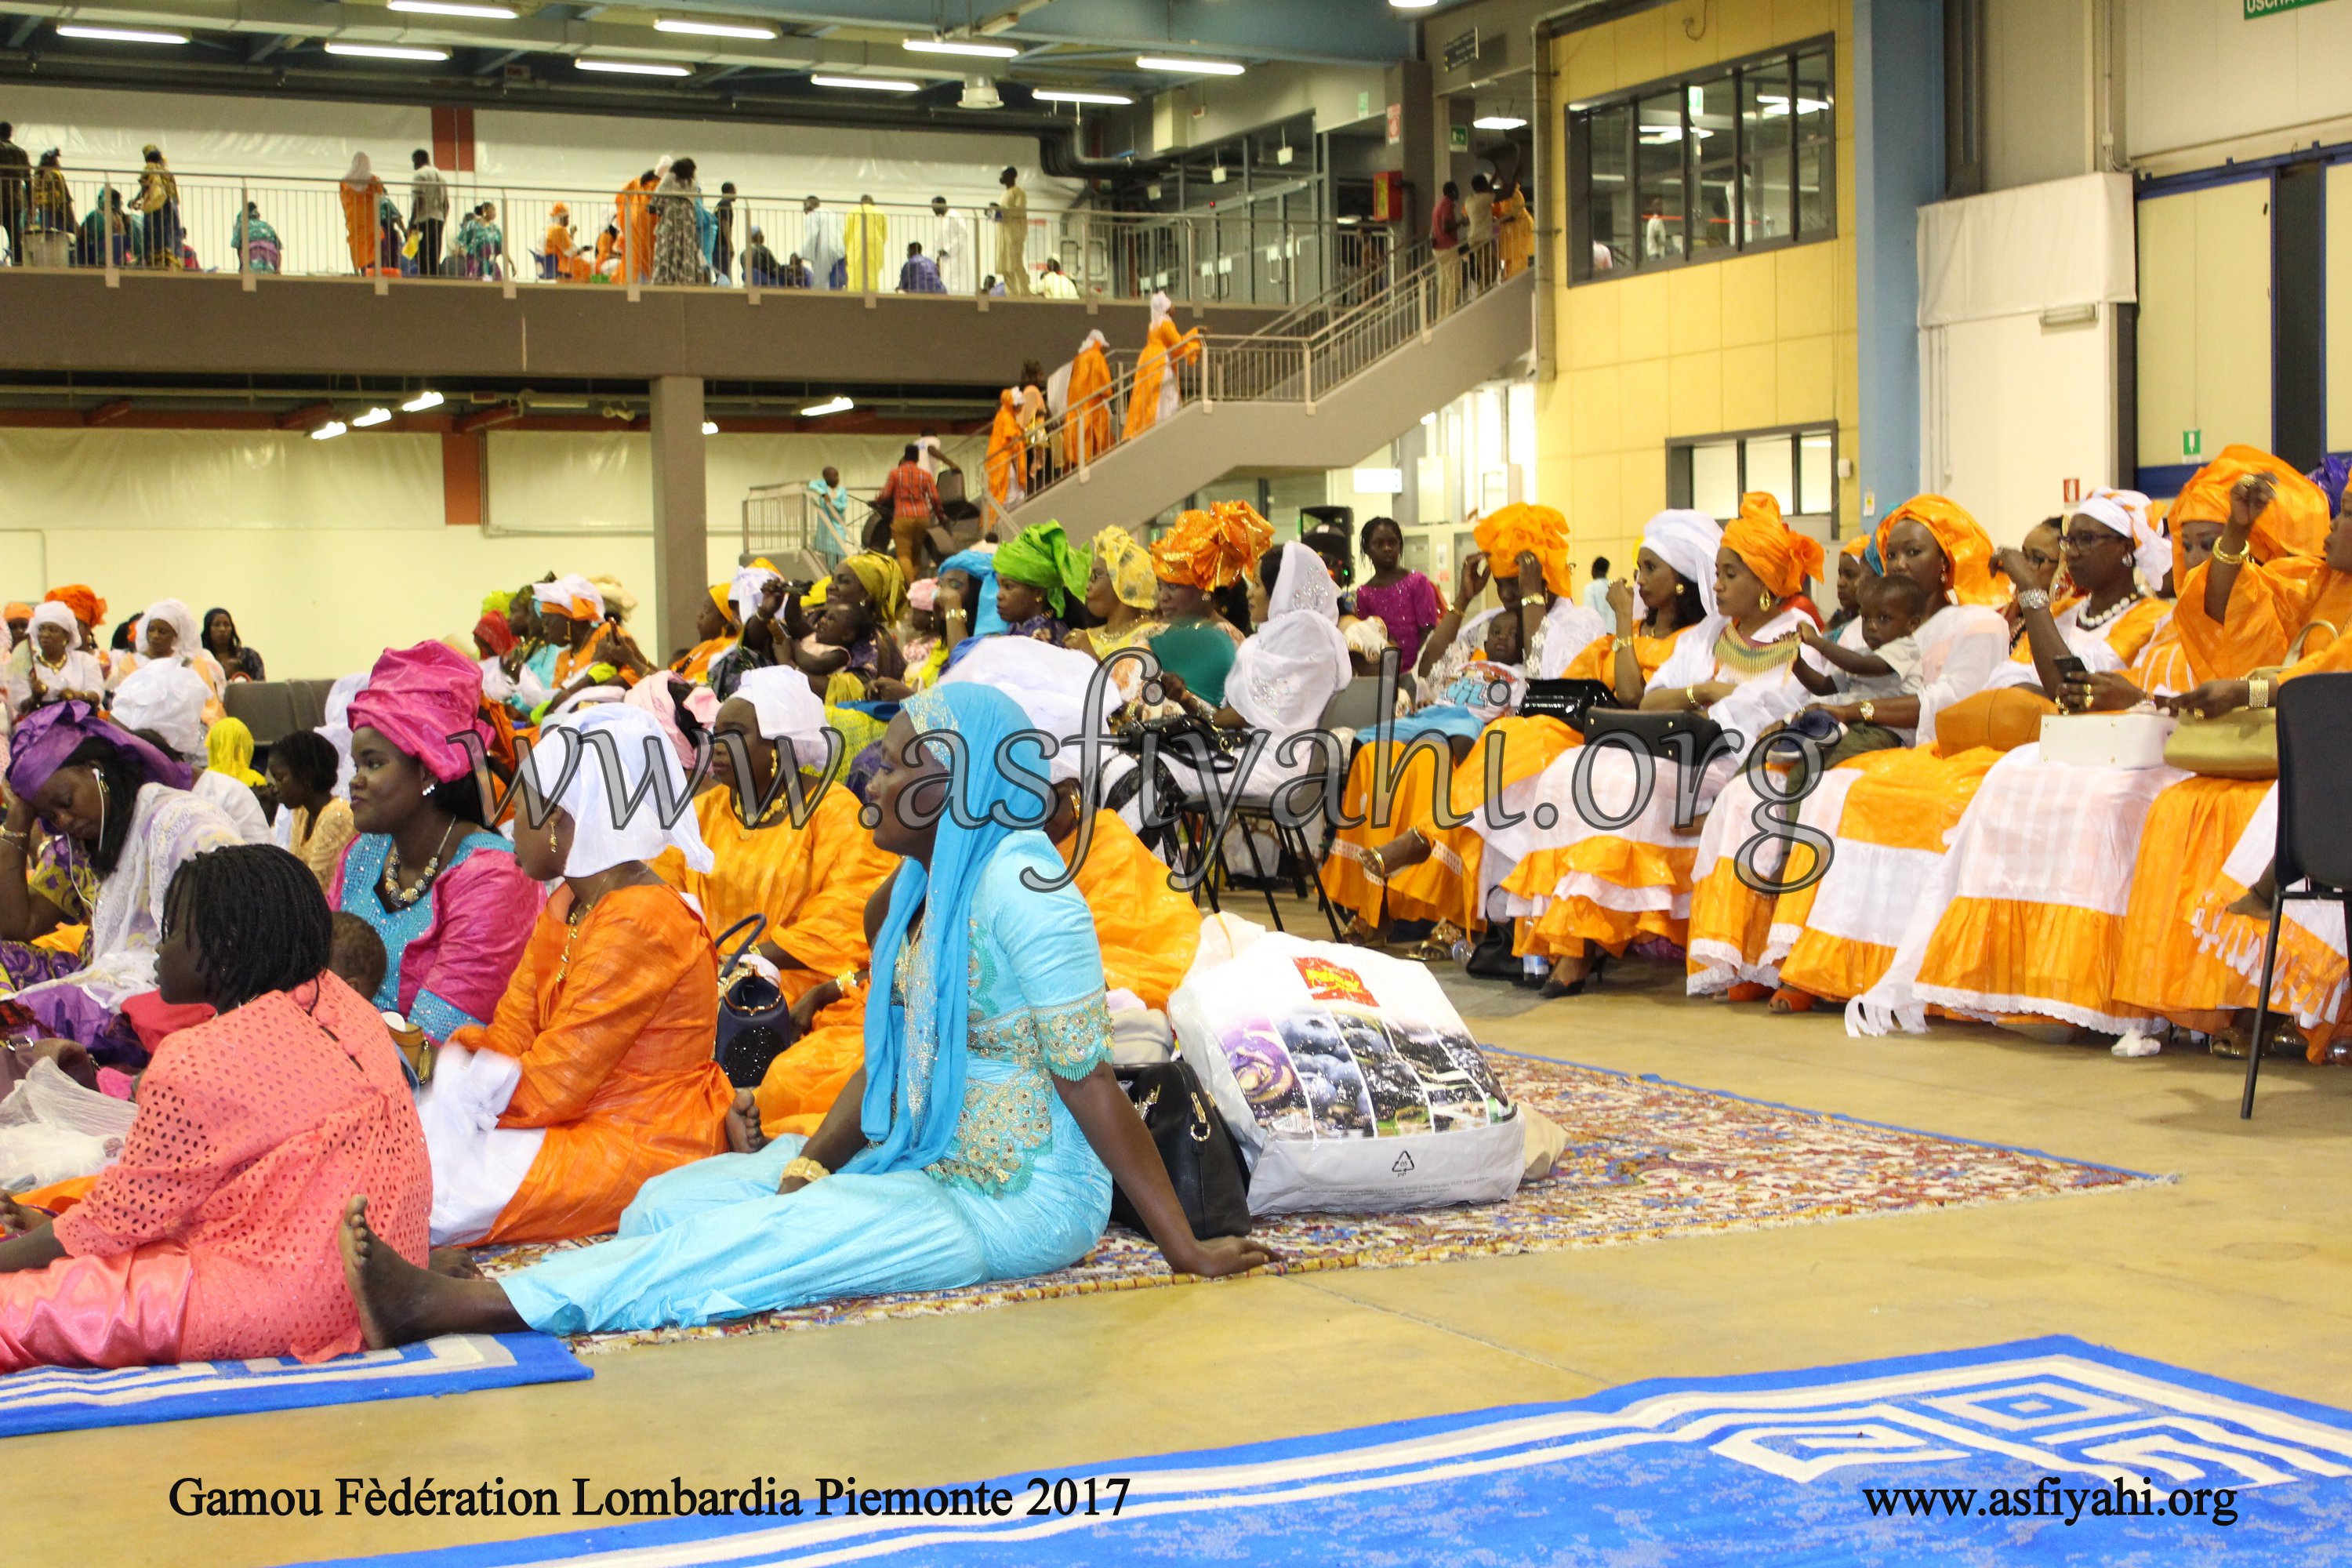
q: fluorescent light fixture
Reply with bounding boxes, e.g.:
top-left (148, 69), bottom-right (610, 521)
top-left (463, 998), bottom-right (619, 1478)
top-left (326, 42), bottom-right (452, 59)
top-left (1753, 95), bottom-right (1830, 119)
top-left (1352, 466), bottom-right (1405, 494)
top-left (576, 57), bottom-right (691, 75)
top-left (351, 406), bottom-right (394, 427)
top-left (1137, 55), bottom-right (1243, 75)
top-left (655, 16), bottom-right (776, 38)
top-left (401, 390), bottom-right (445, 412)
top-left (905, 37), bottom-right (1017, 59)
top-left (54, 24), bottom-right (187, 42)
top-left (1473, 115), bottom-right (1526, 130)
top-left (309, 420), bottom-right (349, 441)
top-left (700, 419), bottom-right (720, 434)
top-left (1033, 89), bottom-right (1132, 105)
top-left (811, 74), bottom-right (920, 92)
top-left (388, 0), bottom-right (516, 16)
top-left (1390, 0), bottom-right (1440, 8)
top-left (800, 396), bottom-right (854, 417)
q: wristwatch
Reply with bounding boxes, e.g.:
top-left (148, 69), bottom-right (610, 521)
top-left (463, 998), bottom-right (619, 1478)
top-left (1858, 700), bottom-right (1875, 724)
top-left (2015, 588), bottom-right (2050, 612)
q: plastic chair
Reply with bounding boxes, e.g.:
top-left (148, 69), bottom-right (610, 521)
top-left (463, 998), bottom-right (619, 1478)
top-left (2241, 673), bottom-right (2352, 1119)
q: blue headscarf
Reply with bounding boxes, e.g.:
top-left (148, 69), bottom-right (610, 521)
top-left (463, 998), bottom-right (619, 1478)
top-left (937, 548), bottom-right (1007, 637)
top-left (845, 682), bottom-right (1042, 1178)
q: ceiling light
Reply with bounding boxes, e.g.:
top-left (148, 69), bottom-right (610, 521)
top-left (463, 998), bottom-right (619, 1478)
top-left (811, 74), bottom-right (920, 92)
top-left (1390, 0), bottom-right (1441, 7)
top-left (54, 24), bottom-right (187, 42)
top-left (326, 42), bottom-right (451, 60)
top-left (655, 16), bottom-right (776, 38)
top-left (388, 0), bottom-right (517, 16)
top-left (1033, 89), bottom-right (1133, 106)
top-left (800, 396), bottom-right (853, 417)
top-left (401, 390), bottom-right (444, 412)
top-left (905, 37), bottom-right (1017, 59)
top-left (700, 420), bottom-right (720, 435)
top-left (576, 57), bottom-right (691, 75)
top-left (310, 420), bottom-right (349, 441)
top-left (351, 406), bottom-right (394, 427)
top-left (1137, 55), bottom-right (1243, 75)
top-left (1473, 115), bottom-right (1526, 130)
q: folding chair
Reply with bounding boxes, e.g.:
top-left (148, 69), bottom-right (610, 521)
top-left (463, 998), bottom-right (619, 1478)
top-left (2241, 673), bottom-right (2352, 1119)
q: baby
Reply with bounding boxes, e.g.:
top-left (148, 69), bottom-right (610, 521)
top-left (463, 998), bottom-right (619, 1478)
top-left (1789, 572), bottom-right (1928, 764)
top-left (328, 912), bottom-right (389, 1004)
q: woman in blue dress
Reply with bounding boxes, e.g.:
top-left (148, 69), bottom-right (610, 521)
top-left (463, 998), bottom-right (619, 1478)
top-left (337, 684), bottom-right (1273, 1340)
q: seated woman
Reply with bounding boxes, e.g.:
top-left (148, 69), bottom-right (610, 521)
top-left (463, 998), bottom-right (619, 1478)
top-left (107, 599), bottom-right (227, 714)
top-left (267, 731), bottom-right (358, 893)
top-left (332, 641), bottom-right (543, 1044)
top-left (0, 845), bottom-right (430, 1371)
top-left (420, 705), bottom-right (736, 1246)
top-left (0, 702), bottom-right (242, 1060)
top-left (776, 554), bottom-right (909, 702)
top-left (1495, 495), bottom-right (1818, 996)
top-left (1146, 503), bottom-right (1270, 710)
top-left (1064, 525), bottom-right (1163, 670)
top-left (657, 669), bottom-right (900, 1140)
top-left (991, 521), bottom-right (1091, 644)
top-left (201, 608), bottom-right (264, 683)
top-left (109, 661), bottom-right (270, 846)
top-left (528, 576), bottom-right (652, 719)
top-left (704, 562), bottom-right (785, 702)
top-left (9, 602), bottom-right (106, 717)
top-left (338, 684), bottom-right (1275, 1344)
top-left (1986, 492), bottom-right (2169, 697)
top-left (672, 582), bottom-right (742, 684)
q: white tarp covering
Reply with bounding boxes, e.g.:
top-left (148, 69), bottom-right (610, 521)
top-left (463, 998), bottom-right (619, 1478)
top-left (484, 430), bottom-right (917, 535)
top-left (1917, 172), bottom-right (2136, 328)
top-left (0, 430), bottom-right (443, 531)
top-left (0, 84), bottom-right (430, 181)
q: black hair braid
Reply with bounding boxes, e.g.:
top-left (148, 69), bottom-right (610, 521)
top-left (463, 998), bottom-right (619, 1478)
top-left (270, 730), bottom-right (340, 797)
top-left (162, 844), bottom-right (332, 1011)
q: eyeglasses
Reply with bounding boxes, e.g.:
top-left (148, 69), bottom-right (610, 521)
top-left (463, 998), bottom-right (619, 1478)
top-left (2060, 530), bottom-right (2125, 553)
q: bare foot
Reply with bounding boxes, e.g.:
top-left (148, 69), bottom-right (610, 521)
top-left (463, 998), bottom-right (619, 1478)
top-left (339, 1196), bottom-right (525, 1347)
top-left (726, 1089), bottom-right (769, 1155)
top-left (428, 1245), bottom-right (483, 1280)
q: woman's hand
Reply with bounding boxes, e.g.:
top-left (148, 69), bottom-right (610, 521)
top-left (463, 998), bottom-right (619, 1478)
top-left (2230, 472), bottom-right (2277, 532)
top-left (1994, 546), bottom-right (2034, 585)
top-left (1167, 1233), bottom-right (1282, 1279)
top-left (4, 789), bottom-right (36, 837)
top-left (1606, 577), bottom-right (1636, 630)
top-left (2157, 680), bottom-right (2252, 720)
top-left (2063, 670), bottom-right (2144, 713)
top-left (786, 978), bottom-right (849, 1034)
top-left (867, 677), bottom-right (913, 702)
top-left (1455, 550), bottom-right (1492, 606)
top-left (758, 579), bottom-right (789, 620)
top-left (1690, 680), bottom-right (1735, 708)
top-left (1152, 671), bottom-right (1189, 704)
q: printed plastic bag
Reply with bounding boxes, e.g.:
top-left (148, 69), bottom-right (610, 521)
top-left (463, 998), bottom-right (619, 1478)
top-left (1171, 931), bottom-right (1523, 1214)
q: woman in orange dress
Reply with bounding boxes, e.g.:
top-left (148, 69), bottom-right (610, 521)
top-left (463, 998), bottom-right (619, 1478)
top-left (1123, 292), bottom-right (1202, 441)
top-left (419, 705), bottom-right (734, 1245)
top-left (338, 154), bottom-right (386, 275)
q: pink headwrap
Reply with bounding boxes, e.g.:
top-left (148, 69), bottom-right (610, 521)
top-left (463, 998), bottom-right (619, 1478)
top-left (622, 672), bottom-right (706, 768)
top-left (346, 641), bottom-right (492, 783)
top-left (908, 577), bottom-right (938, 613)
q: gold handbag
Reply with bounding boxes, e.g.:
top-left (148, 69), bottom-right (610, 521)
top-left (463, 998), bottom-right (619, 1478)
top-left (2160, 622), bottom-right (2336, 779)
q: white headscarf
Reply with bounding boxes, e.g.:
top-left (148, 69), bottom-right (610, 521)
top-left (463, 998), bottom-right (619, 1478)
top-left (1226, 543), bottom-right (1354, 732)
top-left (532, 575), bottom-right (606, 622)
top-left (1640, 510), bottom-right (1724, 619)
top-left (1149, 289), bottom-right (1171, 328)
top-left (938, 635), bottom-right (1115, 785)
top-left (342, 151), bottom-right (373, 192)
top-left (28, 602), bottom-right (75, 639)
top-left (2079, 488), bottom-right (2169, 586)
top-left (527, 704), bottom-right (711, 878)
top-left (110, 659), bottom-right (209, 759)
top-left (728, 563), bottom-right (783, 622)
top-left (137, 598), bottom-right (203, 661)
top-left (731, 666), bottom-right (833, 771)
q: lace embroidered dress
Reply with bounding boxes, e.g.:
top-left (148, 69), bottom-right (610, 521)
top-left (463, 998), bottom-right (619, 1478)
top-left (497, 833), bottom-right (1115, 1334)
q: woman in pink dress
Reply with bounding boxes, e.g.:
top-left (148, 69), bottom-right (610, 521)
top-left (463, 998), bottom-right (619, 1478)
top-left (0, 844), bottom-right (431, 1370)
top-left (1349, 516), bottom-right (1446, 674)
top-left (329, 642), bottom-right (543, 1044)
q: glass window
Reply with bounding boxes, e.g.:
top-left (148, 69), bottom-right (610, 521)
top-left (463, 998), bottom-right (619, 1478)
top-left (1740, 59), bottom-right (1794, 246)
top-left (1690, 74), bottom-right (1737, 257)
top-left (1795, 50), bottom-right (1834, 239)
top-left (1584, 102), bottom-right (1632, 277)
top-left (1743, 435), bottom-right (1795, 515)
top-left (1798, 434), bottom-right (1835, 515)
top-left (1690, 441), bottom-right (1739, 519)
top-left (1635, 91), bottom-right (1686, 263)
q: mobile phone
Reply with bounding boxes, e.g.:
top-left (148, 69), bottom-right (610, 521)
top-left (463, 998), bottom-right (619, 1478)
top-left (2053, 655), bottom-right (2088, 684)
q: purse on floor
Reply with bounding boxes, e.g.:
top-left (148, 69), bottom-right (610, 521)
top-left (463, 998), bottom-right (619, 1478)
top-left (712, 914), bottom-right (797, 1090)
top-left (1109, 1061), bottom-right (1254, 1240)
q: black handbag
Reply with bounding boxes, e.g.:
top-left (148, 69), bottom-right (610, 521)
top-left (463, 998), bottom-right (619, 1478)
top-left (1463, 924), bottom-right (1521, 980)
top-left (1517, 677), bottom-right (1617, 731)
top-left (712, 914), bottom-right (798, 1090)
top-left (1579, 707), bottom-right (1726, 766)
top-left (1109, 1061), bottom-right (1254, 1240)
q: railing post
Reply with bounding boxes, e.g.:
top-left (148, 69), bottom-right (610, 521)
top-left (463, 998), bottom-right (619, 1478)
top-left (1182, 218), bottom-right (1196, 308)
top-left (1302, 336), bottom-right (1314, 416)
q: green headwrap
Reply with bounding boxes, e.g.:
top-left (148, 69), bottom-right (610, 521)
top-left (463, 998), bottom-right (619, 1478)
top-left (992, 521), bottom-right (1091, 616)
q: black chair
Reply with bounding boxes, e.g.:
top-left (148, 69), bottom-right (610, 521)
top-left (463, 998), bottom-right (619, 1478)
top-left (2241, 673), bottom-right (2352, 1119)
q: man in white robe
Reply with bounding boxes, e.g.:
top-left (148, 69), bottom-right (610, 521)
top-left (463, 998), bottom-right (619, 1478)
top-left (800, 195), bottom-right (844, 292)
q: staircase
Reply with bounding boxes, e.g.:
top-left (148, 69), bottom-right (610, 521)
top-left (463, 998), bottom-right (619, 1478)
top-left (996, 240), bottom-right (1532, 539)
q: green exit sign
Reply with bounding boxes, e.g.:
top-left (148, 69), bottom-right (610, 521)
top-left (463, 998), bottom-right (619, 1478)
top-left (2246, 0), bottom-right (2332, 17)
top-left (2183, 428), bottom-right (2203, 459)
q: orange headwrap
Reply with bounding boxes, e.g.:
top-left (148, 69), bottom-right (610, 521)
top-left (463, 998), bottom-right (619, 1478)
top-left (1719, 492), bottom-right (1827, 601)
top-left (42, 585), bottom-right (105, 628)
top-left (1472, 503), bottom-right (1576, 597)
top-left (1875, 495), bottom-right (2005, 608)
top-left (2166, 445), bottom-right (2330, 562)
top-left (1840, 535), bottom-right (1871, 560)
top-left (1149, 500), bottom-right (1275, 591)
top-left (2, 602), bottom-right (31, 621)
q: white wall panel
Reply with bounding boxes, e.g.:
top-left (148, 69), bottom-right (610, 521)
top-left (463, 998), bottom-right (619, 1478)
top-left (0, 430), bottom-right (443, 531)
top-left (1927, 314), bottom-right (2115, 547)
top-left (2128, 0), bottom-right (2352, 162)
top-left (2134, 180), bottom-right (2273, 466)
top-left (483, 431), bottom-right (920, 536)
top-left (0, 84), bottom-right (428, 181)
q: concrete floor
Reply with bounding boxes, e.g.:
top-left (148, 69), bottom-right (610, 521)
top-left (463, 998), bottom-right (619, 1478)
top-left (20, 954), bottom-right (2352, 1566)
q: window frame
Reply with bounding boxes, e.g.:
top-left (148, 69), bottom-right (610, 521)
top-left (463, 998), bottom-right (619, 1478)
top-left (1566, 34), bottom-right (1838, 286)
top-left (1667, 422), bottom-right (1842, 536)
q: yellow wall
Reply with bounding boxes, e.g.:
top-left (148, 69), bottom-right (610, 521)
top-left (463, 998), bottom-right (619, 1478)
top-left (2135, 179), bottom-right (2273, 466)
top-left (1539, 0), bottom-right (1860, 580)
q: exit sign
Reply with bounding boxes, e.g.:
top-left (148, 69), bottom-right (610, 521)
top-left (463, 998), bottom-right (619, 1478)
top-left (2246, 0), bottom-right (2332, 16)
top-left (2183, 428), bottom-right (2203, 459)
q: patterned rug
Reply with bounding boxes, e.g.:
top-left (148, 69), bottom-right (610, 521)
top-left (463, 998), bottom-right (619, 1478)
top-left (474, 1052), bottom-right (2162, 1355)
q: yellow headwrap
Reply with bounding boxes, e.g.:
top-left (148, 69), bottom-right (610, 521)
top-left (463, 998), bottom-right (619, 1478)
top-left (707, 583), bottom-right (738, 626)
top-left (482, 589), bottom-right (514, 618)
top-left (1875, 495), bottom-right (2006, 608)
top-left (2167, 445), bottom-right (2332, 562)
top-left (1472, 503), bottom-right (1576, 597)
top-left (205, 717), bottom-right (266, 788)
top-left (1150, 501), bottom-right (1275, 591)
top-left (1091, 524), bottom-right (1160, 611)
top-left (841, 550), bottom-right (909, 626)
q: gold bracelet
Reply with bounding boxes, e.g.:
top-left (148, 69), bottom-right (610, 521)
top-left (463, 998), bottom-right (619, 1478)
top-left (2247, 675), bottom-right (2271, 710)
top-left (834, 967), bottom-right (862, 993)
top-left (782, 1155), bottom-right (832, 1185)
top-left (1611, 635), bottom-right (1635, 652)
top-left (2212, 535), bottom-right (2252, 566)
top-left (1685, 685), bottom-right (1699, 708)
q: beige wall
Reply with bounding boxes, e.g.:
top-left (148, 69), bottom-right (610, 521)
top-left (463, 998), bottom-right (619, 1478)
top-left (1539, 0), bottom-right (1859, 586)
top-left (2134, 178), bottom-right (2273, 468)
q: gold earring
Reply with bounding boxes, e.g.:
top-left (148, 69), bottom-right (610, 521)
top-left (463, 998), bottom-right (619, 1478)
top-left (1759, 587), bottom-right (1773, 612)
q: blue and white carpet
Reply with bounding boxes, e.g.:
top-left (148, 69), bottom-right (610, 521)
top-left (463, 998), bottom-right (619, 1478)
top-left (313, 1336), bottom-right (2352, 1565)
top-left (0, 1332), bottom-right (586, 1439)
